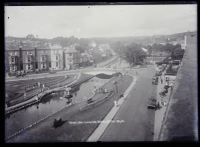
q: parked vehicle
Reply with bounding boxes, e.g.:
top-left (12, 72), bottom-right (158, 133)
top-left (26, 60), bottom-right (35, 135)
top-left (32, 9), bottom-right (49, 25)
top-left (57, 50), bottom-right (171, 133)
top-left (159, 89), bottom-right (168, 97)
top-left (147, 104), bottom-right (157, 110)
top-left (152, 76), bottom-right (158, 85)
top-left (155, 71), bottom-right (162, 76)
top-left (147, 102), bottom-right (161, 110)
top-left (147, 97), bottom-right (158, 110)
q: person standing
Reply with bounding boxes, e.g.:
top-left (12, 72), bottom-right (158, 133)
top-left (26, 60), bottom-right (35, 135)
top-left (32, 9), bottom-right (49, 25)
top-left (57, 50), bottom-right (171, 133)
top-left (35, 94), bottom-right (39, 101)
top-left (24, 91), bottom-right (26, 99)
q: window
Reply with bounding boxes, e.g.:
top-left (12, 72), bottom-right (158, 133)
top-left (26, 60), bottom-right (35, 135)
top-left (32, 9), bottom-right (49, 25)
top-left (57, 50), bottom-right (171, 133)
top-left (56, 55), bottom-right (59, 60)
top-left (41, 55), bottom-right (46, 62)
top-left (56, 62), bottom-right (59, 67)
top-left (10, 65), bottom-right (17, 71)
top-left (43, 63), bottom-right (46, 69)
top-left (11, 56), bottom-right (15, 63)
top-left (28, 64), bottom-right (32, 70)
top-left (41, 63), bottom-right (46, 69)
top-left (27, 55), bottom-right (32, 63)
top-left (14, 66), bottom-right (17, 71)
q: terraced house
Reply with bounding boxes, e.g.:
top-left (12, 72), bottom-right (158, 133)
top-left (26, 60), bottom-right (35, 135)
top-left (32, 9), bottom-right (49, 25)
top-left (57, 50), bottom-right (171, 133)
top-left (5, 40), bottom-right (87, 76)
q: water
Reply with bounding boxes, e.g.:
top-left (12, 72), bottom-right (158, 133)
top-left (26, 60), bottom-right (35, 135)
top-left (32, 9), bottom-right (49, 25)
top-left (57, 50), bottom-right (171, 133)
top-left (5, 76), bottom-right (110, 138)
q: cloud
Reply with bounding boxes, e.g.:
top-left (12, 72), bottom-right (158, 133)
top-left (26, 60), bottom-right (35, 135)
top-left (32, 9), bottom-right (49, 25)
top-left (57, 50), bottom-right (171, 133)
top-left (5, 5), bottom-right (197, 38)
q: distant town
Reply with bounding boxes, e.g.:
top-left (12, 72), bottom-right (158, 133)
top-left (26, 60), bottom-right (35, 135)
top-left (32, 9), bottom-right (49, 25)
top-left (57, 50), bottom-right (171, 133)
top-left (5, 32), bottom-right (190, 77)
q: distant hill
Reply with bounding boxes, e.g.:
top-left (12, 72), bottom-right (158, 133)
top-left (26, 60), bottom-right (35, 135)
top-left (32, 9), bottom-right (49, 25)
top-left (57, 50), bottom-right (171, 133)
top-left (5, 30), bottom-right (197, 48)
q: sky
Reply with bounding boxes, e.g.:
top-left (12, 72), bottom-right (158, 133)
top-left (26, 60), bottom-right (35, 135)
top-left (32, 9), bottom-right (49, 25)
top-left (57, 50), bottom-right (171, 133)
top-left (5, 5), bottom-right (197, 39)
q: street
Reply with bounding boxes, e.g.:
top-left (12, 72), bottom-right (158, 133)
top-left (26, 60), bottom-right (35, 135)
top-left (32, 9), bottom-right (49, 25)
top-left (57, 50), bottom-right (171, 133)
top-left (100, 65), bottom-right (156, 141)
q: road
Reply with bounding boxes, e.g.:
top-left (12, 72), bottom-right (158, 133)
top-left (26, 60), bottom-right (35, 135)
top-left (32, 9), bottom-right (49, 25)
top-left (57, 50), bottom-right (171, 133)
top-left (99, 65), bottom-right (156, 141)
top-left (6, 56), bottom-right (118, 82)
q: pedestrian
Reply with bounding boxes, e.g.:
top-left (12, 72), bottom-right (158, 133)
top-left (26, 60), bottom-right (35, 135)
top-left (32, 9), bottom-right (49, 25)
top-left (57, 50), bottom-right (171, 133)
top-left (35, 94), bottom-right (39, 101)
top-left (41, 84), bottom-right (45, 92)
top-left (38, 82), bottom-right (40, 87)
top-left (170, 85), bottom-right (173, 92)
top-left (114, 100), bottom-right (117, 106)
top-left (161, 78), bottom-right (163, 84)
top-left (24, 91), bottom-right (26, 99)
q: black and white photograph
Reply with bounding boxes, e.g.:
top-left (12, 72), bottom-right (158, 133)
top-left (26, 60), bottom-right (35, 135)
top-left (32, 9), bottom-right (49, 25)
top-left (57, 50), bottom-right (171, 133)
top-left (4, 3), bottom-right (198, 142)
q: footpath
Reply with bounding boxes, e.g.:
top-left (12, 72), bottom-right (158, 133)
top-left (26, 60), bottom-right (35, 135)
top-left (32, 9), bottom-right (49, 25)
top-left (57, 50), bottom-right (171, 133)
top-left (153, 64), bottom-right (178, 141)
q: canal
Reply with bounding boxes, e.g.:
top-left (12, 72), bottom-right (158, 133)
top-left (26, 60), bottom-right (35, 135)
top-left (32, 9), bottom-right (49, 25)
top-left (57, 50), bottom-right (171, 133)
top-left (5, 76), bottom-right (111, 138)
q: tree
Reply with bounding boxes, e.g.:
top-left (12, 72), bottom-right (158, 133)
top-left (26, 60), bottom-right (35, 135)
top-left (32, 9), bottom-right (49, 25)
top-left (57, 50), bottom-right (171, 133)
top-left (26, 34), bottom-right (35, 39)
top-left (124, 43), bottom-right (147, 66)
top-left (75, 45), bottom-right (86, 53)
top-left (110, 41), bottom-right (125, 56)
top-left (171, 48), bottom-right (185, 60)
top-left (145, 45), bottom-right (153, 55)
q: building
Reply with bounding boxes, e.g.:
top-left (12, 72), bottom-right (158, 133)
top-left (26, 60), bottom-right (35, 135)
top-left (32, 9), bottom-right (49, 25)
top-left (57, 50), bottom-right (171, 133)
top-left (80, 52), bottom-right (94, 67)
top-left (35, 44), bottom-right (51, 71)
top-left (5, 41), bottom-right (52, 75)
top-left (49, 44), bottom-right (64, 70)
top-left (5, 38), bottom-right (97, 76)
top-left (64, 45), bottom-right (81, 70)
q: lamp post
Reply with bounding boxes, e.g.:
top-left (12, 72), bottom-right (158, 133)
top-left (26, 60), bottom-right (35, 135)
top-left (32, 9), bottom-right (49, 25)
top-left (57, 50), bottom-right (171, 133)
top-left (113, 80), bottom-right (118, 106)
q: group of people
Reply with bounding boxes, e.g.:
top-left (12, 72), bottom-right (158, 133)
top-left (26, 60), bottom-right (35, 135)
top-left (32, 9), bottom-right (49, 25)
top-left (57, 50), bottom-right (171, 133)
top-left (24, 82), bottom-right (47, 99)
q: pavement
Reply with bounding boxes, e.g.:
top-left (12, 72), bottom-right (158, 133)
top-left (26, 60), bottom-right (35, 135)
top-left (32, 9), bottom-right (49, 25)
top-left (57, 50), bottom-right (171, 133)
top-left (98, 65), bottom-right (156, 141)
top-left (153, 73), bottom-right (174, 141)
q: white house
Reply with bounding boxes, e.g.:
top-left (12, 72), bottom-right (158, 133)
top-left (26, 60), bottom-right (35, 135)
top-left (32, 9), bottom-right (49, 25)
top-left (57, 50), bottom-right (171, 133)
top-left (49, 44), bottom-right (64, 70)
